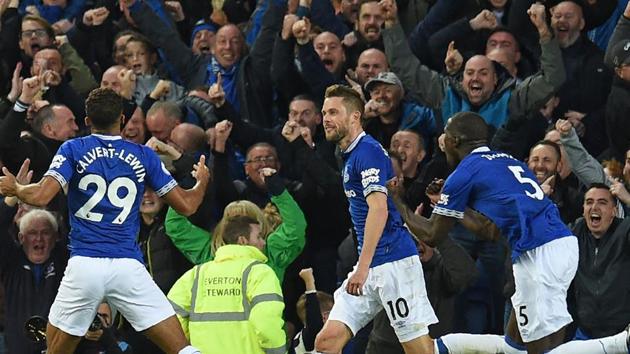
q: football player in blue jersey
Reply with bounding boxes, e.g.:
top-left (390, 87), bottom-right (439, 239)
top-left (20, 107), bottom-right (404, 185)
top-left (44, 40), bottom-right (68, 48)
top-left (314, 84), bottom-right (438, 354)
top-left (388, 111), bottom-right (630, 354)
top-left (0, 88), bottom-right (209, 354)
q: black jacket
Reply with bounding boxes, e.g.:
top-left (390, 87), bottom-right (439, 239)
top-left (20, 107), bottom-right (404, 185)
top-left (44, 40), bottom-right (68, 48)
top-left (572, 217), bottom-right (630, 338)
top-left (0, 202), bottom-right (68, 354)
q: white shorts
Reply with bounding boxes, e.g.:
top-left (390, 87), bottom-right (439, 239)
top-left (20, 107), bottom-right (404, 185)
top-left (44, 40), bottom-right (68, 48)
top-left (48, 256), bottom-right (175, 336)
top-left (511, 236), bottom-right (578, 342)
top-left (329, 255), bottom-right (438, 342)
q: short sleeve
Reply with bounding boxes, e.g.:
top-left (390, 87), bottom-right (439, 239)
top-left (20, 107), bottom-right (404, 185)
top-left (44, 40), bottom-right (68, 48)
top-left (432, 167), bottom-right (473, 219)
top-left (44, 142), bottom-right (75, 188)
top-left (355, 145), bottom-right (392, 197)
top-left (143, 146), bottom-right (177, 197)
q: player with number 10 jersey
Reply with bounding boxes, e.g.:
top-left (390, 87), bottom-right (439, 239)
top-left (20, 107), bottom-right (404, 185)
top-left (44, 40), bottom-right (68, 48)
top-left (45, 134), bottom-right (177, 262)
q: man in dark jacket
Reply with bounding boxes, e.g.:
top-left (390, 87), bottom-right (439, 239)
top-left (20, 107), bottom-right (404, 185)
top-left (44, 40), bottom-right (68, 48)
top-left (571, 184), bottom-right (630, 339)
top-left (0, 205), bottom-right (67, 354)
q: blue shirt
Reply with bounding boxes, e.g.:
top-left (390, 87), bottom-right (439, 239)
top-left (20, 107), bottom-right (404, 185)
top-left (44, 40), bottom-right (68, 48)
top-left (45, 134), bottom-right (177, 262)
top-left (433, 147), bottom-right (573, 262)
top-left (342, 132), bottom-right (417, 267)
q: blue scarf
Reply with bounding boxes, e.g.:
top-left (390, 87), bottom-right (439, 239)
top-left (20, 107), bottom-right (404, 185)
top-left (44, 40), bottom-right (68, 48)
top-left (207, 57), bottom-right (240, 114)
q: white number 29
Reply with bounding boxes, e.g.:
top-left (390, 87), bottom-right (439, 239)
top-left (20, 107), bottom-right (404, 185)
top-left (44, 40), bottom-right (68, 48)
top-left (75, 174), bottom-right (137, 224)
top-left (508, 166), bottom-right (544, 200)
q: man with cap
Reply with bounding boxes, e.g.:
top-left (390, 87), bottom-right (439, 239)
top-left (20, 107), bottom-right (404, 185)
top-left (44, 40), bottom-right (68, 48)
top-left (604, 0), bottom-right (630, 162)
top-left (190, 20), bottom-right (217, 56)
top-left (363, 71), bottom-right (436, 148)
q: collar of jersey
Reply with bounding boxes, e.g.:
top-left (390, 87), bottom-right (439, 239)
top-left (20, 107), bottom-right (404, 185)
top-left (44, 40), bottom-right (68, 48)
top-left (471, 146), bottom-right (490, 153)
top-left (91, 133), bottom-right (122, 140)
top-left (343, 131), bottom-right (366, 154)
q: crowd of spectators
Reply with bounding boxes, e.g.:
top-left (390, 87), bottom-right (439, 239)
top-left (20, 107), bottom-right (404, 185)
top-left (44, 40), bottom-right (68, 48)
top-left (0, 0), bottom-right (629, 352)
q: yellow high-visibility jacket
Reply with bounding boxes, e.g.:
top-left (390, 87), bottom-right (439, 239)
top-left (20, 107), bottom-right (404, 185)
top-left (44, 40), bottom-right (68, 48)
top-left (168, 245), bottom-right (286, 354)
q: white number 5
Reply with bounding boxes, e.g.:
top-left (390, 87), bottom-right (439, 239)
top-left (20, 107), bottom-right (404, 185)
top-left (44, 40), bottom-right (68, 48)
top-left (508, 166), bottom-right (544, 200)
top-left (75, 174), bottom-right (137, 224)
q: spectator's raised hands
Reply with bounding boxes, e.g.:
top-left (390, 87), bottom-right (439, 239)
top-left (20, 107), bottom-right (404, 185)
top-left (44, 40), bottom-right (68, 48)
top-left (342, 32), bottom-right (358, 47)
top-left (119, 0), bottom-right (137, 9)
top-left (19, 76), bottom-right (43, 104)
top-left (83, 7), bottom-right (110, 26)
top-left (7, 62), bottom-right (23, 103)
top-left (150, 79), bottom-right (172, 100)
top-left (445, 41), bottom-right (463, 75)
top-left (192, 155), bottom-right (210, 184)
top-left (555, 118), bottom-right (573, 137)
top-left (292, 17), bottom-right (311, 45)
top-left (118, 69), bottom-right (136, 100)
top-left (379, 0), bottom-right (397, 28)
top-left (281, 120), bottom-right (301, 142)
top-left (541, 175), bottom-right (555, 196)
top-left (164, 1), bottom-right (185, 22)
top-left (146, 137), bottom-right (182, 159)
top-left (4, 159), bottom-right (34, 206)
top-left (281, 14), bottom-right (300, 40)
top-left (208, 73), bottom-right (225, 107)
top-left (528, 3), bottom-right (551, 39)
top-left (609, 177), bottom-right (630, 205)
top-left (213, 120), bottom-right (232, 153)
top-left (52, 19), bottom-right (74, 34)
top-left (469, 9), bottom-right (497, 31)
top-left (299, 268), bottom-right (316, 291)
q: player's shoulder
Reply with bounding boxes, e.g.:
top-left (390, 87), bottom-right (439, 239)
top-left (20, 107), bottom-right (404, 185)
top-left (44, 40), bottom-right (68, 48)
top-left (352, 134), bottom-right (388, 160)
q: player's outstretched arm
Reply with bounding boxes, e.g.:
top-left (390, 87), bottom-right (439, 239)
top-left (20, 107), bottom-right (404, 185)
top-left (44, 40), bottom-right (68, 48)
top-left (163, 155), bottom-right (210, 216)
top-left (0, 160), bottom-right (60, 207)
top-left (461, 209), bottom-right (502, 241)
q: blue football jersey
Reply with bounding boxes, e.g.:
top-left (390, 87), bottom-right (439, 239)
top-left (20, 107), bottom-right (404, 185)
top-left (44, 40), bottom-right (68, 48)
top-left (342, 132), bottom-right (417, 267)
top-left (433, 147), bottom-right (573, 262)
top-left (45, 134), bottom-right (177, 261)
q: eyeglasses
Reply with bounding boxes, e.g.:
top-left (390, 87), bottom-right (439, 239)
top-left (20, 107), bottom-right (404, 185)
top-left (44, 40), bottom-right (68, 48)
top-left (21, 29), bottom-right (49, 39)
top-left (245, 156), bottom-right (276, 164)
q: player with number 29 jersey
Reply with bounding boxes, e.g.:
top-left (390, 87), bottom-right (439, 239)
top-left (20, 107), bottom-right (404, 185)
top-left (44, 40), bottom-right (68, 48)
top-left (45, 134), bottom-right (176, 262)
top-left (434, 147), bottom-right (572, 262)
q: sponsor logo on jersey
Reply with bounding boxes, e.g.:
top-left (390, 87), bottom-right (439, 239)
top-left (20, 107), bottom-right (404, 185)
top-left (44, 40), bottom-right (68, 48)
top-left (438, 194), bottom-right (449, 205)
top-left (361, 168), bottom-right (380, 188)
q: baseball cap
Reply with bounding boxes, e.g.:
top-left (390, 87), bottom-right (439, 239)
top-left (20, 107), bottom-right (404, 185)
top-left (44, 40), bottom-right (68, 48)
top-left (365, 71), bottom-right (403, 92)
top-left (611, 39), bottom-right (630, 67)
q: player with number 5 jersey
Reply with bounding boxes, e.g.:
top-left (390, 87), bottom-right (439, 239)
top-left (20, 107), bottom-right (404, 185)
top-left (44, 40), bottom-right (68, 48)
top-left (0, 88), bottom-right (209, 354)
top-left (389, 111), bottom-right (577, 354)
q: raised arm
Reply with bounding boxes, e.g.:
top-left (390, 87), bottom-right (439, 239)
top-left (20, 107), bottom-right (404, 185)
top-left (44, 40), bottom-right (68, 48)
top-left (0, 174), bottom-right (60, 207)
top-left (162, 155), bottom-right (210, 216)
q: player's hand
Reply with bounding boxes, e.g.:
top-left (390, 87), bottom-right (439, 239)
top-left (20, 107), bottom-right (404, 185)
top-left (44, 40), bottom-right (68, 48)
top-left (346, 266), bottom-right (368, 296)
top-left (386, 176), bottom-right (405, 200)
top-left (426, 178), bottom-right (444, 206)
top-left (3, 159), bottom-right (33, 206)
top-left (192, 155), bottom-right (210, 184)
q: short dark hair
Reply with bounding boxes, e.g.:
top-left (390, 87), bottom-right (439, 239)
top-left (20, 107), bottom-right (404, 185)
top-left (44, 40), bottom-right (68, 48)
top-left (291, 94), bottom-right (321, 111)
top-left (446, 111), bottom-right (488, 143)
top-left (222, 215), bottom-right (259, 245)
top-left (530, 140), bottom-right (562, 162)
top-left (246, 142), bottom-right (278, 160)
top-left (324, 84), bottom-right (365, 117)
top-left (85, 88), bottom-right (123, 129)
top-left (586, 183), bottom-right (616, 203)
top-left (126, 34), bottom-right (157, 55)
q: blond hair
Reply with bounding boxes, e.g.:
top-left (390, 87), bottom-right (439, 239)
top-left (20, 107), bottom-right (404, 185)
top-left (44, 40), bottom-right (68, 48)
top-left (211, 200), bottom-right (283, 255)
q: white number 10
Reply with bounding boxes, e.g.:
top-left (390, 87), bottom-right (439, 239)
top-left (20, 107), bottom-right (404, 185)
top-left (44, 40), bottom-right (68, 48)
top-left (508, 166), bottom-right (544, 200)
top-left (75, 174), bottom-right (137, 224)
